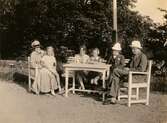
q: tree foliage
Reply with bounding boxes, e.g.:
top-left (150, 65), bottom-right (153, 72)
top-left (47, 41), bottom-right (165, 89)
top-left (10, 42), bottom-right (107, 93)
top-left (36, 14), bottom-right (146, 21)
top-left (0, 0), bottom-right (155, 59)
top-left (145, 9), bottom-right (167, 60)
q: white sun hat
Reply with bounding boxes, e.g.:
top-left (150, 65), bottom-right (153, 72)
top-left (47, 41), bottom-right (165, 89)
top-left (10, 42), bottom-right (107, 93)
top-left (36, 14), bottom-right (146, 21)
top-left (31, 40), bottom-right (40, 47)
top-left (130, 40), bottom-right (142, 49)
top-left (112, 42), bottom-right (122, 51)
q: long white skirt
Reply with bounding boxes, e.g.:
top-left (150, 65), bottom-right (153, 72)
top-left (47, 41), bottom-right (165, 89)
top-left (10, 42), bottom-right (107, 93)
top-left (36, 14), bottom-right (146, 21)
top-left (39, 68), bottom-right (58, 93)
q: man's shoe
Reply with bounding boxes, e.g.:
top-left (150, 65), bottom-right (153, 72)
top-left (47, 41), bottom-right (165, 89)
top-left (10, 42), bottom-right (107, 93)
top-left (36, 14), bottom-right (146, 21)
top-left (107, 95), bottom-right (112, 98)
top-left (103, 100), bottom-right (111, 105)
top-left (111, 98), bottom-right (117, 104)
top-left (110, 101), bottom-right (116, 105)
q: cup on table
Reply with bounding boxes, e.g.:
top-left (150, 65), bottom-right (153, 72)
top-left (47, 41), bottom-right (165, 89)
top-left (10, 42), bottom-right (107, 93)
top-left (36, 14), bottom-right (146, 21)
top-left (74, 56), bottom-right (80, 63)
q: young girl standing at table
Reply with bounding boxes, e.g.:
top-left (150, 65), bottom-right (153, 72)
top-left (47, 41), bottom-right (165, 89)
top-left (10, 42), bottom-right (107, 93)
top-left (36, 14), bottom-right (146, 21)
top-left (89, 48), bottom-right (103, 85)
top-left (75, 45), bottom-right (90, 90)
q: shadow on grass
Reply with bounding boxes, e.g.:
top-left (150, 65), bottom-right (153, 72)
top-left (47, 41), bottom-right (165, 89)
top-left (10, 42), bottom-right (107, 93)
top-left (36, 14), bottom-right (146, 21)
top-left (79, 92), bottom-right (102, 102)
top-left (74, 84), bottom-right (104, 102)
top-left (13, 72), bottom-right (29, 92)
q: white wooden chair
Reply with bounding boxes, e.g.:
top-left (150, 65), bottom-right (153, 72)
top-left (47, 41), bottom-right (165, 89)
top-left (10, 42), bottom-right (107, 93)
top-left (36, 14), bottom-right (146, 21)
top-left (62, 57), bottom-right (76, 93)
top-left (61, 71), bottom-right (75, 93)
top-left (118, 60), bottom-right (153, 107)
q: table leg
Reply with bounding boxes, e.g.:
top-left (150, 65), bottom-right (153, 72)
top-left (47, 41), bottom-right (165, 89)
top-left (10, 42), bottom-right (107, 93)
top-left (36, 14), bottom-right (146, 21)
top-left (9, 64), bottom-right (14, 81)
top-left (65, 69), bottom-right (69, 97)
top-left (72, 72), bottom-right (75, 94)
top-left (102, 70), bottom-right (106, 88)
top-left (102, 70), bottom-right (106, 102)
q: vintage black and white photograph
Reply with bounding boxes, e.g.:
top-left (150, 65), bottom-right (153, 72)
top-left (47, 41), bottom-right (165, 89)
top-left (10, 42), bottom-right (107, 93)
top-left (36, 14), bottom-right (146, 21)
top-left (0, 0), bottom-right (167, 123)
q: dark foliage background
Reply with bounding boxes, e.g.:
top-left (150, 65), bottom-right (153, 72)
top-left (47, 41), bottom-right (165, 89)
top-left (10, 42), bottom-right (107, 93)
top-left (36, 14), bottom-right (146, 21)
top-left (0, 0), bottom-right (166, 60)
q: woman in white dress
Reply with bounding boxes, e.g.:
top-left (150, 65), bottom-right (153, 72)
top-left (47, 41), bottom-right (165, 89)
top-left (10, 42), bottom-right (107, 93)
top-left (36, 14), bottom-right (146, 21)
top-left (30, 40), bottom-right (44, 94)
top-left (40, 46), bottom-right (61, 95)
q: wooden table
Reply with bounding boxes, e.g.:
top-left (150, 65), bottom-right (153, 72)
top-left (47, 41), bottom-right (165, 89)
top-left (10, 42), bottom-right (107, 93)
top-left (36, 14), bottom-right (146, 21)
top-left (63, 63), bottom-right (111, 97)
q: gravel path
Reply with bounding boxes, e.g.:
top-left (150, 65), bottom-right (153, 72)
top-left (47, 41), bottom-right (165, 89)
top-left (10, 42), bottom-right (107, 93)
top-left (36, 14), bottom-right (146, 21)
top-left (0, 81), bottom-right (166, 123)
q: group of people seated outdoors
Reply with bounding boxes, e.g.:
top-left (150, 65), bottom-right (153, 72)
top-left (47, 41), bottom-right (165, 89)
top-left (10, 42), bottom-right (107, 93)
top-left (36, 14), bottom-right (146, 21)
top-left (30, 39), bottom-right (148, 105)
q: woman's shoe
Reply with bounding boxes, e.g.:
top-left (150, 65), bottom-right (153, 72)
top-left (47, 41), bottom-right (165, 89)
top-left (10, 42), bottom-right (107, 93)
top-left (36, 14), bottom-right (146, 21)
top-left (94, 78), bottom-right (98, 85)
top-left (111, 98), bottom-right (116, 104)
top-left (58, 87), bottom-right (62, 92)
top-left (82, 86), bottom-right (85, 90)
top-left (51, 90), bottom-right (56, 96)
top-left (91, 79), bottom-right (94, 84)
top-left (103, 100), bottom-right (111, 105)
top-left (79, 86), bottom-right (85, 90)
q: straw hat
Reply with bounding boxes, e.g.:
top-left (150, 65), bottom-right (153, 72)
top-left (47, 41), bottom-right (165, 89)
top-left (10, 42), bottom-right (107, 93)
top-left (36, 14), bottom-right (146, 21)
top-left (130, 40), bottom-right (142, 49)
top-left (112, 42), bottom-right (122, 51)
top-left (31, 40), bottom-right (40, 47)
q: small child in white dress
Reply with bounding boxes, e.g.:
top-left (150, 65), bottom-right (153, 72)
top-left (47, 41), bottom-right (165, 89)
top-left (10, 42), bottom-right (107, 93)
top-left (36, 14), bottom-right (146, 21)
top-left (40, 46), bottom-right (61, 95)
top-left (89, 48), bottom-right (103, 85)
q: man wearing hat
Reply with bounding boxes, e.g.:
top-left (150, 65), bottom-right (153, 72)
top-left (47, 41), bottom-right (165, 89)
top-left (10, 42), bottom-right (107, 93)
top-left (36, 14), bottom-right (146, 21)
top-left (107, 42), bottom-right (125, 69)
top-left (107, 42), bottom-right (125, 83)
top-left (104, 40), bottom-right (147, 105)
top-left (30, 40), bottom-right (44, 94)
top-left (104, 42), bottom-right (125, 103)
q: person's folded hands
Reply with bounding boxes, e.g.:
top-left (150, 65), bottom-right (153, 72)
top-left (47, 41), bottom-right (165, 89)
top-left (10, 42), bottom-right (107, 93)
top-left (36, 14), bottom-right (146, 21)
top-left (124, 67), bottom-right (130, 71)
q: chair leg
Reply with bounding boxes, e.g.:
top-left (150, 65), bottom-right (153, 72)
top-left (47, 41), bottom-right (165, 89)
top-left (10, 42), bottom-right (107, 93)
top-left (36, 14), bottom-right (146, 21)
top-left (128, 87), bottom-right (131, 107)
top-left (72, 76), bottom-right (75, 94)
top-left (136, 88), bottom-right (139, 100)
top-left (102, 92), bottom-right (106, 102)
top-left (146, 87), bottom-right (149, 105)
top-left (118, 89), bottom-right (120, 101)
top-left (28, 78), bottom-right (31, 92)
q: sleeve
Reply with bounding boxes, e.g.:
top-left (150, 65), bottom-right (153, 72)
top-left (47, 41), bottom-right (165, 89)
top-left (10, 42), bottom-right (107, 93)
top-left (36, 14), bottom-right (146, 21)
top-left (116, 55), bottom-right (125, 69)
top-left (138, 54), bottom-right (148, 72)
top-left (30, 52), bottom-right (36, 68)
top-left (107, 56), bottom-right (112, 64)
top-left (120, 55), bottom-right (125, 67)
top-left (129, 57), bottom-right (134, 68)
top-left (40, 50), bottom-right (45, 56)
top-left (41, 56), bottom-right (45, 62)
